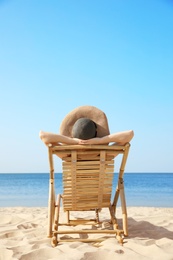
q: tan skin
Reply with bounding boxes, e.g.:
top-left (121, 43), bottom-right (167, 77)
top-left (39, 130), bottom-right (134, 146)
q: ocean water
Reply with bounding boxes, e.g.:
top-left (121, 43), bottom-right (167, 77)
top-left (0, 173), bottom-right (172, 207)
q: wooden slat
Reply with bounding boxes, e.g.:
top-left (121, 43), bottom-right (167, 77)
top-left (63, 159), bottom-right (114, 165)
top-left (51, 144), bottom-right (126, 151)
top-left (56, 230), bottom-right (117, 234)
top-left (57, 239), bottom-right (106, 243)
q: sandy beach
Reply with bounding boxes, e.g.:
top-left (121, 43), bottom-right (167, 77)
top-left (0, 207), bottom-right (173, 260)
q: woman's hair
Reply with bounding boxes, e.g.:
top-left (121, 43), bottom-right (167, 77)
top-left (72, 118), bottom-right (97, 140)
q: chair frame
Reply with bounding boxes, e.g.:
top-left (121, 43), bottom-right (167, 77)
top-left (47, 143), bottom-right (130, 246)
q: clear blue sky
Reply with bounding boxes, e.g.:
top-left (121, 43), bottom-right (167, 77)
top-left (0, 0), bottom-right (173, 173)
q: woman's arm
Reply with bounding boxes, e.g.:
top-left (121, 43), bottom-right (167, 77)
top-left (39, 130), bottom-right (81, 145)
top-left (78, 130), bottom-right (134, 145)
top-left (39, 130), bottom-right (134, 146)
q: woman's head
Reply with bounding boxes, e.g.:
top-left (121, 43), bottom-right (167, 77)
top-left (72, 118), bottom-right (97, 140)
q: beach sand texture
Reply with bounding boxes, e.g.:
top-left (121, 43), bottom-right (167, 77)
top-left (0, 207), bottom-right (173, 260)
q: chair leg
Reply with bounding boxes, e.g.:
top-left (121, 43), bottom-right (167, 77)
top-left (95, 209), bottom-right (100, 223)
top-left (109, 205), bottom-right (118, 229)
top-left (120, 187), bottom-right (128, 236)
top-left (47, 178), bottom-right (55, 238)
top-left (113, 177), bottom-right (128, 237)
top-left (51, 194), bottom-right (61, 247)
top-left (116, 230), bottom-right (124, 245)
top-left (109, 205), bottom-right (124, 245)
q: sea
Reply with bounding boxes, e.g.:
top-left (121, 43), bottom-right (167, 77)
top-left (0, 173), bottom-right (173, 208)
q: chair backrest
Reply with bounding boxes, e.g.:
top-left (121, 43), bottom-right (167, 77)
top-left (53, 145), bottom-right (122, 211)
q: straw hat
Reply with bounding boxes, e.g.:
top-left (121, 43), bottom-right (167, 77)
top-left (60, 105), bottom-right (110, 137)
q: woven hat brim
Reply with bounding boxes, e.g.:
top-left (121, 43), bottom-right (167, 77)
top-left (60, 105), bottom-right (110, 137)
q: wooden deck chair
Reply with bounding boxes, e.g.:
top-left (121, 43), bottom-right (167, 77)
top-left (47, 142), bottom-right (130, 246)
